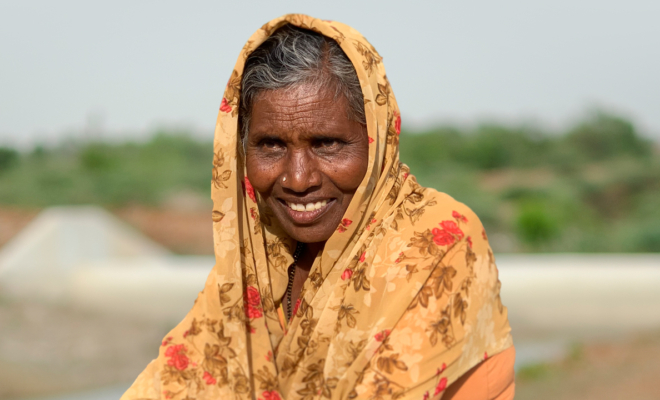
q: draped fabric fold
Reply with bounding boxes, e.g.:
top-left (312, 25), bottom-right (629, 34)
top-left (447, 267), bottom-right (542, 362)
top-left (121, 14), bottom-right (513, 400)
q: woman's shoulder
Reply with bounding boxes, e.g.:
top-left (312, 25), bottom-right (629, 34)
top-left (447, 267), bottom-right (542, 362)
top-left (396, 185), bottom-right (488, 247)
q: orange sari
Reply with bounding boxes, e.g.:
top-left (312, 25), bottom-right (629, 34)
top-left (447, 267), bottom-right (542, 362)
top-left (122, 14), bottom-right (514, 400)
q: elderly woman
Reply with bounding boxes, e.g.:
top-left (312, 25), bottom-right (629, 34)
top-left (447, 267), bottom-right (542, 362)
top-left (122, 15), bottom-right (514, 400)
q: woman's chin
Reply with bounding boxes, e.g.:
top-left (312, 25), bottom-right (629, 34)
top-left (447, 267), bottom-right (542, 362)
top-left (287, 229), bottom-right (333, 245)
top-left (282, 220), bottom-right (339, 244)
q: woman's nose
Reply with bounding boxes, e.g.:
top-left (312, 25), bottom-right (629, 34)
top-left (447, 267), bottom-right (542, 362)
top-left (281, 149), bottom-right (321, 192)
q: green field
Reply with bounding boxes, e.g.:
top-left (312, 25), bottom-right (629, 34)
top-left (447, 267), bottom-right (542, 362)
top-left (1, 111), bottom-right (658, 252)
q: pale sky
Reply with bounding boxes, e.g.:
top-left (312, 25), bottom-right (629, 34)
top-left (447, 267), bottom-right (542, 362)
top-left (1, 0), bottom-right (659, 147)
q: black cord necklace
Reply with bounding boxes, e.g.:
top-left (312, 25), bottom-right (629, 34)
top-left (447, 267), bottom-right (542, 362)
top-left (284, 242), bottom-right (304, 321)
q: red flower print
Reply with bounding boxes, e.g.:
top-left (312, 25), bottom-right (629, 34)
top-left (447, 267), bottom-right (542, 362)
top-left (467, 236), bottom-right (473, 248)
top-left (341, 269), bottom-right (353, 281)
top-left (246, 306), bottom-right (262, 319)
top-left (266, 350), bottom-right (273, 362)
top-left (220, 98), bottom-right (232, 113)
top-left (337, 218), bottom-right (353, 233)
top-left (368, 136), bottom-right (374, 144)
top-left (374, 329), bottom-right (391, 342)
top-left (484, 352), bottom-right (488, 360)
top-left (165, 344), bottom-right (189, 371)
top-left (183, 330), bottom-right (189, 338)
top-left (395, 114), bottom-right (401, 135)
top-left (161, 336), bottom-right (173, 347)
top-left (291, 298), bottom-right (301, 318)
top-left (244, 286), bottom-right (263, 319)
top-left (250, 207), bottom-right (258, 220)
top-left (244, 177), bottom-right (256, 202)
top-left (203, 371), bottom-right (217, 385)
top-left (436, 362), bottom-right (447, 375)
top-left (246, 286), bottom-right (261, 307)
top-left (440, 220), bottom-right (464, 239)
top-left (434, 377), bottom-right (447, 396)
top-left (164, 391), bottom-right (173, 399)
top-left (432, 227), bottom-right (456, 246)
top-left (422, 391), bottom-right (430, 400)
top-left (261, 391), bottom-right (282, 400)
top-left (359, 252), bottom-right (366, 263)
top-left (452, 210), bottom-right (468, 222)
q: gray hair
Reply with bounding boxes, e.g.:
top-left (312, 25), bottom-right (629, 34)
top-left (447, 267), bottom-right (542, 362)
top-left (239, 24), bottom-right (366, 149)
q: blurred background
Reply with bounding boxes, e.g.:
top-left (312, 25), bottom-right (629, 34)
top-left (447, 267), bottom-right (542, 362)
top-left (1, 1), bottom-right (659, 399)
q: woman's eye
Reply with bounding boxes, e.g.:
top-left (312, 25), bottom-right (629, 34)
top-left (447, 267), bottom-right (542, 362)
top-left (260, 139), bottom-right (284, 149)
top-left (317, 138), bottom-right (342, 148)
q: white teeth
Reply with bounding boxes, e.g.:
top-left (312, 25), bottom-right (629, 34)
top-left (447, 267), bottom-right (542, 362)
top-left (286, 199), bottom-right (329, 212)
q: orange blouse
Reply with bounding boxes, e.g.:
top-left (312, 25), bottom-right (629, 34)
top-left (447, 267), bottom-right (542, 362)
top-left (441, 347), bottom-right (516, 400)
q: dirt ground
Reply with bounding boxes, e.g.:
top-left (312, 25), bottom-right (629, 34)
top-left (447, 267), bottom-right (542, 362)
top-left (0, 208), bottom-right (38, 249)
top-left (0, 298), bottom-right (170, 399)
top-left (515, 331), bottom-right (660, 400)
top-left (114, 205), bottom-right (214, 255)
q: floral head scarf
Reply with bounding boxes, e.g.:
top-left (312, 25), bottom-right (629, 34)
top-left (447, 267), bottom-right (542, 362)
top-left (122, 14), bottom-right (512, 400)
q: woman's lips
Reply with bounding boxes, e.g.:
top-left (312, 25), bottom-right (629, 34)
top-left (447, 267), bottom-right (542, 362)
top-left (279, 199), bottom-right (334, 224)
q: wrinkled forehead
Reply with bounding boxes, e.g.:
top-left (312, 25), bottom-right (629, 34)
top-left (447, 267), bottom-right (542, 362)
top-left (248, 83), bottom-right (364, 143)
top-left (250, 81), bottom-right (346, 113)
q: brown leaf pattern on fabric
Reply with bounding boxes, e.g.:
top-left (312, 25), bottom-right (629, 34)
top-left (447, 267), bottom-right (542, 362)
top-left (353, 41), bottom-right (382, 77)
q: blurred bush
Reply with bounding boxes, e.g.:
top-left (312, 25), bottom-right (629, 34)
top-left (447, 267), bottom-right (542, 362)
top-left (0, 147), bottom-right (19, 172)
top-left (515, 200), bottom-right (561, 249)
top-left (0, 131), bottom-right (212, 206)
top-left (399, 111), bottom-right (659, 252)
top-left (0, 111), bottom-right (658, 252)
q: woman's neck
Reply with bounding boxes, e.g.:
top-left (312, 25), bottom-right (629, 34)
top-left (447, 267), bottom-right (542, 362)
top-left (287, 241), bottom-right (324, 314)
top-left (297, 241), bottom-right (324, 272)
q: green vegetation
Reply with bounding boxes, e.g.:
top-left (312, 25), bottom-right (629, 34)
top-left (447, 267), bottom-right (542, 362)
top-left (399, 112), bottom-right (660, 252)
top-left (0, 132), bottom-right (212, 206)
top-left (0, 112), bottom-right (658, 252)
top-left (516, 362), bottom-right (553, 382)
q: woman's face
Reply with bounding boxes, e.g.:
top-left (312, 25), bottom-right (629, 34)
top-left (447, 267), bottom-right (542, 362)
top-left (245, 82), bottom-right (369, 245)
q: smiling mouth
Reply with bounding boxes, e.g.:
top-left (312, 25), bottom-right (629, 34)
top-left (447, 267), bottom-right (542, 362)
top-left (285, 199), bottom-right (328, 212)
top-left (278, 199), bottom-right (334, 224)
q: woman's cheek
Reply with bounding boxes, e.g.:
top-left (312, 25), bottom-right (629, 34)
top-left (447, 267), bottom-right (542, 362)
top-left (247, 156), bottom-right (279, 193)
top-left (326, 151), bottom-right (368, 191)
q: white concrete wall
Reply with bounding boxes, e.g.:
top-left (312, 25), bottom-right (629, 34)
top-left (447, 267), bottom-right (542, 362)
top-left (496, 254), bottom-right (660, 339)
